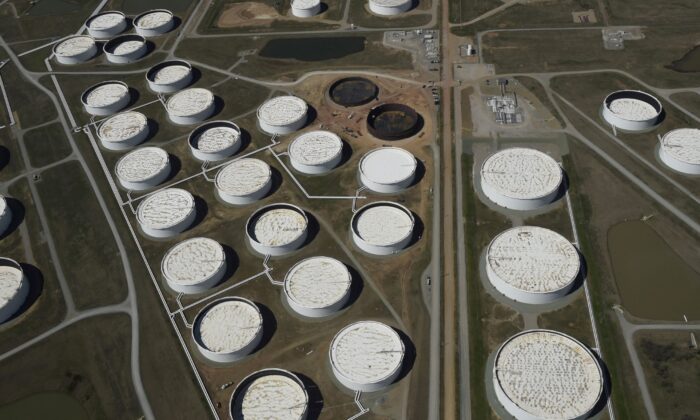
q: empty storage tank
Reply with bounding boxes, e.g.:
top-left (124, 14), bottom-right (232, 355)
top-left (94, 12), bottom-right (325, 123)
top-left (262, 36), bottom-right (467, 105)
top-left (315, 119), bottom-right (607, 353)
top-left (189, 120), bottom-right (242, 162)
top-left (230, 369), bottom-right (309, 419)
top-left (146, 60), bottom-right (194, 93)
top-left (53, 35), bottom-right (97, 65)
top-left (166, 88), bottom-right (216, 125)
top-left (0, 258), bottom-right (29, 324)
top-left (288, 130), bottom-right (343, 174)
top-left (283, 256), bottom-right (353, 317)
top-left (330, 320), bottom-right (406, 392)
top-left (85, 11), bottom-right (127, 39)
top-left (359, 147), bottom-right (417, 193)
top-left (136, 188), bottom-right (196, 238)
top-left (246, 203), bottom-right (309, 256)
top-left (215, 158), bottom-right (272, 205)
top-left (161, 237), bottom-right (226, 294)
top-left (81, 81), bottom-right (131, 116)
top-left (480, 148), bottom-right (563, 211)
top-left (257, 96), bottom-right (308, 135)
top-left (133, 9), bottom-right (175, 37)
top-left (486, 226), bottom-right (581, 304)
top-left (493, 329), bottom-right (604, 420)
top-left (98, 111), bottom-right (149, 150)
top-left (104, 34), bottom-right (148, 64)
top-left (658, 128), bottom-right (700, 175)
top-left (193, 297), bottom-right (263, 363)
top-left (0, 195), bottom-right (12, 237)
top-left (351, 201), bottom-right (415, 256)
top-left (115, 147), bottom-right (170, 190)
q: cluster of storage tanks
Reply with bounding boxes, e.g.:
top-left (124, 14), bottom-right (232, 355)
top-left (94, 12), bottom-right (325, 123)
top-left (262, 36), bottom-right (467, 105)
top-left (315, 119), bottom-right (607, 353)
top-left (286, 0), bottom-right (417, 18)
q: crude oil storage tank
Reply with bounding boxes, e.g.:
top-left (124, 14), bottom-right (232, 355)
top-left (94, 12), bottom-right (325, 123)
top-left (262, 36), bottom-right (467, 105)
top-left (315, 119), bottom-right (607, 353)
top-left (192, 297), bottom-right (263, 363)
top-left (351, 201), bottom-right (415, 256)
top-left (288, 130), bottom-right (343, 174)
top-left (104, 34), bottom-right (148, 64)
top-left (115, 146), bottom-right (170, 190)
top-left (0, 258), bottom-right (29, 324)
top-left (330, 320), bottom-right (405, 392)
top-left (359, 147), bottom-right (417, 193)
top-left (602, 90), bottom-right (663, 132)
top-left (369, 0), bottom-right (413, 16)
top-left (486, 226), bottom-right (581, 304)
top-left (161, 237), bottom-right (226, 294)
top-left (98, 111), bottom-right (149, 151)
top-left (215, 158), bottom-right (272, 205)
top-left (291, 0), bottom-right (322, 17)
top-left (81, 81), bottom-right (130, 116)
top-left (480, 148), bottom-right (563, 211)
top-left (257, 96), bottom-right (308, 135)
top-left (0, 195), bottom-right (12, 237)
top-left (53, 35), bottom-right (97, 65)
top-left (166, 88), bottom-right (216, 125)
top-left (658, 128), bottom-right (700, 175)
top-left (85, 11), bottom-right (127, 39)
top-left (283, 256), bottom-right (352, 317)
top-left (136, 188), bottom-right (196, 238)
top-left (493, 329), bottom-right (605, 420)
top-left (328, 77), bottom-right (379, 107)
top-left (367, 103), bottom-right (422, 140)
top-left (146, 60), bottom-right (194, 93)
top-left (133, 9), bottom-right (175, 37)
top-left (230, 369), bottom-right (309, 419)
top-left (188, 120), bottom-right (242, 162)
top-left (246, 203), bottom-right (308, 256)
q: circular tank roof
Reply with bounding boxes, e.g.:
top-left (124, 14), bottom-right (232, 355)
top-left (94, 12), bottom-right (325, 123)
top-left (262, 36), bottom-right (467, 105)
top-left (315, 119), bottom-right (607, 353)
top-left (372, 0), bottom-right (411, 5)
top-left (134, 10), bottom-right (173, 29)
top-left (116, 147), bottom-right (169, 183)
top-left (83, 82), bottom-right (129, 108)
top-left (257, 96), bottom-right (308, 127)
top-left (0, 261), bottom-right (24, 311)
top-left (137, 188), bottom-right (195, 230)
top-left (284, 256), bottom-right (352, 310)
top-left (87, 12), bottom-right (125, 30)
top-left (99, 111), bottom-right (147, 143)
top-left (481, 148), bottom-right (562, 200)
top-left (355, 203), bottom-right (414, 246)
top-left (151, 63), bottom-right (191, 85)
top-left (162, 237), bottom-right (225, 288)
top-left (54, 35), bottom-right (95, 57)
top-left (252, 207), bottom-right (307, 247)
top-left (494, 330), bottom-right (604, 419)
top-left (191, 123), bottom-right (241, 153)
top-left (289, 130), bottom-right (343, 166)
top-left (166, 88), bottom-right (214, 118)
top-left (216, 158), bottom-right (271, 197)
top-left (360, 147), bottom-right (417, 186)
top-left (487, 226), bottom-right (580, 294)
top-left (661, 128), bottom-right (700, 165)
top-left (233, 370), bottom-right (308, 419)
top-left (196, 298), bottom-right (262, 354)
top-left (330, 321), bottom-right (405, 386)
top-left (109, 38), bottom-right (145, 56)
top-left (292, 0), bottom-right (320, 9)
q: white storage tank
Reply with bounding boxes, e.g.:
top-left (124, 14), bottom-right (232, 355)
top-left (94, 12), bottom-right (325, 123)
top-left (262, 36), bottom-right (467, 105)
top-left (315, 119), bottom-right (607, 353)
top-left (0, 258), bottom-right (29, 324)
top-left (115, 147), bottom-right (170, 191)
top-left (493, 330), bottom-right (605, 420)
top-left (480, 148), bottom-right (563, 211)
top-left (658, 128), bottom-right (700, 175)
top-left (166, 88), bottom-right (216, 125)
top-left (81, 81), bottom-right (130, 116)
top-left (230, 369), bottom-right (309, 419)
top-left (161, 237), bottom-right (226, 294)
top-left (283, 256), bottom-right (352, 317)
top-left (136, 188), bottom-right (196, 238)
top-left (369, 0), bottom-right (413, 16)
top-left (257, 96), bottom-right (308, 135)
top-left (246, 203), bottom-right (308, 256)
top-left (288, 130), bottom-right (343, 174)
top-left (215, 158), bottom-right (272, 205)
top-left (103, 34), bottom-right (148, 64)
top-left (188, 120), bottom-right (242, 162)
top-left (0, 195), bottom-right (12, 237)
top-left (192, 297), bottom-right (263, 363)
top-left (133, 9), bottom-right (175, 37)
top-left (53, 35), bottom-right (98, 65)
top-left (486, 226), bottom-right (581, 304)
top-left (291, 0), bottom-right (322, 17)
top-left (146, 60), bottom-right (194, 93)
top-left (85, 11), bottom-right (127, 39)
top-left (351, 201), bottom-right (415, 256)
top-left (98, 111), bottom-right (149, 151)
top-left (359, 147), bottom-right (417, 193)
top-left (330, 320), bottom-right (406, 392)
top-left (602, 90), bottom-right (663, 132)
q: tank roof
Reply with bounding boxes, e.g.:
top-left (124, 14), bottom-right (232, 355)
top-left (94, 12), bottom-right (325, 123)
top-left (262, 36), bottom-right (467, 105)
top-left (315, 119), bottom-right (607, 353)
top-left (152, 64), bottom-right (191, 85)
top-left (330, 321), bottom-right (405, 385)
top-left (0, 263), bottom-right (23, 309)
top-left (137, 188), bottom-right (195, 230)
top-left (99, 111), bottom-right (147, 143)
top-left (54, 35), bottom-right (95, 57)
top-left (87, 12), bottom-right (125, 29)
top-left (0, 195), bottom-right (7, 216)
top-left (116, 147), bottom-right (169, 183)
top-left (360, 147), bottom-right (417, 185)
top-left (495, 330), bottom-right (603, 419)
top-left (284, 256), bottom-right (351, 310)
top-left (289, 130), bottom-right (343, 166)
top-left (481, 148), bottom-right (562, 200)
top-left (135, 10), bottom-right (173, 28)
top-left (84, 82), bottom-right (128, 107)
top-left (162, 237), bottom-right (225, 287)
top-left (661, 128), bottom-right (700, 165)
top-left (192, 124), bottom-right (240, 153)
top-left (257, 96), bottom-right (308, 127)
top-left (216, 158), bottom-right (271, 196)
top-left (607, 98), bottom-right (658, 121)
top-left (487, 226), bottom-right (580, 294)
top-left (111, 39), bottom-right (144, 55)
top-left (292, 0), bottom-right (320, 8)
top-left (237, 372), bottom-right (308, 419)
top-left (197, 299), bottom-right (262, 353)
top-left (355, 203), bottom-right (414, 246)
top-left (372, 0), bottom-right (411, 4)
top-left (253, 207), bottom-right (307, 247)
top-left (166, 88), bottom-right (214, 117)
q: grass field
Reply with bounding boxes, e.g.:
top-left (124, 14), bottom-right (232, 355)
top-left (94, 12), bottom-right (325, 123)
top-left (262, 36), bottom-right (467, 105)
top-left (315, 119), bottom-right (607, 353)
top-left (23, 123), bottom-right (72, 168)
top-left (671, 91), bottom-right (700, 118)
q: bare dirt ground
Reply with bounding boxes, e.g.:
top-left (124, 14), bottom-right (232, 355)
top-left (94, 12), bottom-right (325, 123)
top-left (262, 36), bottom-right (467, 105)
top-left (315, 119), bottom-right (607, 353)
top-left (216, 2), bottom-right (282, 27)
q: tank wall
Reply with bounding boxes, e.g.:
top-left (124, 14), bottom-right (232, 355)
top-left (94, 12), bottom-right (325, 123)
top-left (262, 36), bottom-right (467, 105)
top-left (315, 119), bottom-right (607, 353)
top-left (259, 115), bottom-right (308, 135)
top-left (292, 4), bottom-right (321, 17)
top-left (659, 148), bottom-right (700, 175)
top-left (105, 42), bottom-right (148, 64)
top-left (360, 172), bottom-right (414, 193)
top-left (87, 20), bottom-right (127, 39)
top-left (0, 274), bottom-right (28, 324)
top-left (117, 161), bottom-right (171, 191)
top-left (165, 260), bottom-right (227, 295)
top-left (100, 125), bottom-right (149, 151)
top-left (351, 228), bottom-right (412, 256)
top-left (486, 263), bottom-right (573, 304)
top-left (191, 140), bottom-right (240, 162)
top-left (249, 228), bottom-right (308, 256)
top-left (217, 178), bottom-right (272, 205)
top-left (481, 179), bottom-right (559, 211)
top-left (369, 1), bottom-right (412, 16)
top-left (195, 322), bottom-right (262, 363)
top-left (290, 153), bottom-right (342, 175)
top-left (286, 290), bottom-right (350, 318)
top-left (601, 104), bottom-right (660, 132)
top-left (140, 207), bottom-right (196, 238)
top-left (84, 93), bottom-right (130, 116)
top-left (147, 71), bottom-right (193, 93)
top-left (168, 102), bottom-right (216, 125)
top-left (135, 19), bottom-right (175, 37)
top-left (55, 44), bottom-right (98, 65)
top-left (332, 362), bottom-right (401, 392)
